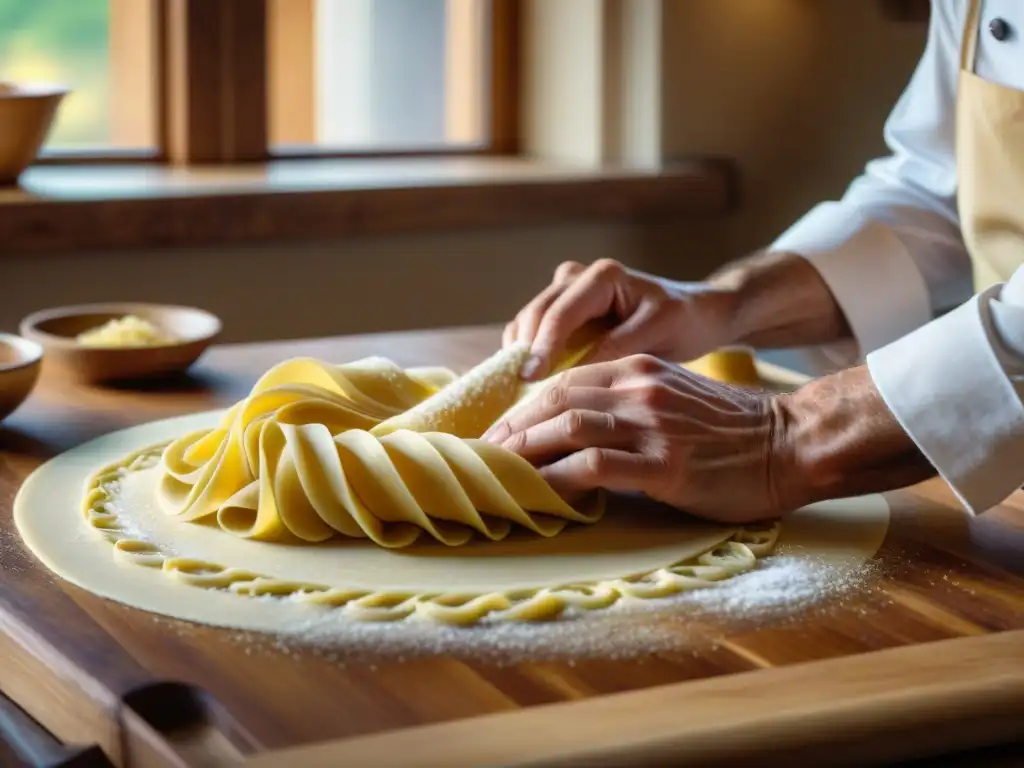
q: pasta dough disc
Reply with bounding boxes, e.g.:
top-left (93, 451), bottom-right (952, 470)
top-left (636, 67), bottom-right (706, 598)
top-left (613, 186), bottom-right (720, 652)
top-left (116, 470), bottom-right (737, 592)
top-left (14, 409), bottom-right (889, 631)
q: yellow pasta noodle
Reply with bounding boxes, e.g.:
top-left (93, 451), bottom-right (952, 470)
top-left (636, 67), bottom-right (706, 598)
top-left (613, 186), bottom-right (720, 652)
top-left (157, 327), bottom-right (607, 547)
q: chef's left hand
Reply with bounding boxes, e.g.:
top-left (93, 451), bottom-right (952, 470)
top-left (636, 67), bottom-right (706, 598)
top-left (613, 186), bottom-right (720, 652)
top-left (482, 354), bottom-right (796, 524)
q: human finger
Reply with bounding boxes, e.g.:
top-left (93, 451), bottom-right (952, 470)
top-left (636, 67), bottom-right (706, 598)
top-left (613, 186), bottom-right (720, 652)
top-left (585, 299), bottom-right (665, 363)
top-left (526, 261), bottom-right (623, 380)
top-left (482, 382), bottom-right (620, 443)
top-left (500, 409), bottom-right (636, 465)
top-left (538, 448), bottom-right (664, 497)
top-left (509, 261), bottom-right (586, 351)
top-left (511, 282), bottom-right (567, 347)
top-left (552, 260), bottom-right (586, 283)
top-left (502, 320), bottom-right (519, 348)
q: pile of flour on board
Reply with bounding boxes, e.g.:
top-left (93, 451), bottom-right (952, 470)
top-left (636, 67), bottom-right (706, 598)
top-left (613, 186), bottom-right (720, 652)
top-left (233, 554), bottom-right (883, 663)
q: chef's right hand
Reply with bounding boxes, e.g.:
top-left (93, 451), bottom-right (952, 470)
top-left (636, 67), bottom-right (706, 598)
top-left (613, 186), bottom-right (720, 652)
top-left (504, 259), bottom-right (737, 381)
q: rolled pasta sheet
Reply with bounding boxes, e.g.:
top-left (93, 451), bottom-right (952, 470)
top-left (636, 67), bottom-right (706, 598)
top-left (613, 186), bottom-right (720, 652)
top-left (157, 337), bottom-right (605, 547)
top-left (158, 356), bottom-right (453, 524)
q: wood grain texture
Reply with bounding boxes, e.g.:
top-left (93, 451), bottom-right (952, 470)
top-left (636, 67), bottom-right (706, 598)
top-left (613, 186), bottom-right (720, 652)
top-left (163, 0), bottom-right (268, 164)
top-left (0, 689), bottom-right (114, 767)
top-left (267, 0), bottom-right (316, 146)
top-left (1, 158), bottom-right (734, 255)
top-left (489, 0), bottom-right (521, 154)
top-left (108, 0), bottom-right (159, 151)
top-left (0, 325), bottom-right (1023, 767)
top-left (247, 630), bottom-right (1024, 767)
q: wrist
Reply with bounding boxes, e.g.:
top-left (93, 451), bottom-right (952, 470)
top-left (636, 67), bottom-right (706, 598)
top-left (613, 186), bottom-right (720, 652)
top-left (704, 265), bottom-right (748, 348)
top-left (765, 393), bottom-right (811, 514)
top-left (706, 252), bottom-right (773, 345)
top-left (661, 278), bottom-right (744, 359)
top-left (707, 250), bottom-right (851, 349)
top-left (772, 366), bottom-right (936, 506)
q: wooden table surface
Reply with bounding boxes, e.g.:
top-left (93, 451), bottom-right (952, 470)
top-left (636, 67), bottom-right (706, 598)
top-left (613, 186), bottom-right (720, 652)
top-left (2, 325), bottom-right (1024, 767)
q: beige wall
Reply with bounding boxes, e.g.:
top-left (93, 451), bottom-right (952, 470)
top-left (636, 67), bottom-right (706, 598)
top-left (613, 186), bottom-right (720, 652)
top-left (661, 0), bottom-right (927, 275)
top-left (1, 1), bottom-right (928, 343)
top-left (2, 223), bottom-right (710, 343)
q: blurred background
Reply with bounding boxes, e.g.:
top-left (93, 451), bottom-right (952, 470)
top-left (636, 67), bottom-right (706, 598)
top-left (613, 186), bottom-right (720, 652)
top-left (0, 0), bottom-right (488, 151)
top-left (0, 0), bottom-right (929, 343)
top-left (0, 0), bottom-right (112, 147)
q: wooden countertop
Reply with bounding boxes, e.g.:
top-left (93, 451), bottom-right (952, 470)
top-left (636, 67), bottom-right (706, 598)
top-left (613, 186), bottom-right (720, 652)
top-left (1, 325), bottom-right (1023, 767)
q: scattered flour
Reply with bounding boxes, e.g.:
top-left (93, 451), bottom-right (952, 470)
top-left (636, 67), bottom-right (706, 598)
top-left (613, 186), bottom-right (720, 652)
top-left (211, 554), bottom-right (882, 664)
top-left (677, 554), bottom-right (868, 618)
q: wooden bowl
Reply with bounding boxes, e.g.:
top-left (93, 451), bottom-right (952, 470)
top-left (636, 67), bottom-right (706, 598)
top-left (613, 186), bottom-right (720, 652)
top-left (0, 334), bottom-right (43, 423)
top-left (19, 303), bottom-right (221, 385)
top-left (0, 82), bottom-right (68, 185)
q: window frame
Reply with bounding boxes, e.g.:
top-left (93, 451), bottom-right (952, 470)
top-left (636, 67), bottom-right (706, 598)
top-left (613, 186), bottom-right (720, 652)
top-left (8, 0), bottom-right (739, 256)
top-left (35, 0), bottom-right (520, 166)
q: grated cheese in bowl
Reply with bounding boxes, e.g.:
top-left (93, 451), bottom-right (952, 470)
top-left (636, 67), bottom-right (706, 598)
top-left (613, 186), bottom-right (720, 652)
top-left (76, 315), bottom-right (178, 348)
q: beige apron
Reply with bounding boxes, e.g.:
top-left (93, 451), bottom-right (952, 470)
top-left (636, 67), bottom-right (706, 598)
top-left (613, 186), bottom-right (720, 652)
top-left (959, 0), bottom-right (1024, 291)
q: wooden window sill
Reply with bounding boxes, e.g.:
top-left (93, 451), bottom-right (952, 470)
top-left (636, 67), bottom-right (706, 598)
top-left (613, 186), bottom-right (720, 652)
top-left (0, 156), bottom-right (735, 255)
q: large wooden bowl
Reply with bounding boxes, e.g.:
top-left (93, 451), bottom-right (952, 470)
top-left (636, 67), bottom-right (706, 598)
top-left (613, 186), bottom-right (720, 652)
top-left (0, 334), bottom-right (43, 423)
top-left (19, 303), bottom-right (221, 385)
top-left (0, 83), bottom-right (68, 185)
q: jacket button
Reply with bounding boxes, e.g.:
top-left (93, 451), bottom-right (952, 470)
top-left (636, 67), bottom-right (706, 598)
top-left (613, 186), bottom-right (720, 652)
top-left (990, 17), bottom-right (1011, 41)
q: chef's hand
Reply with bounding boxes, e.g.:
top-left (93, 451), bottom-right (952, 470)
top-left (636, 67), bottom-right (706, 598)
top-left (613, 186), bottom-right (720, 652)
top-left (483, 354), bottom-right (796, 524)
top-left (504, 259), bottom-right (736, 381)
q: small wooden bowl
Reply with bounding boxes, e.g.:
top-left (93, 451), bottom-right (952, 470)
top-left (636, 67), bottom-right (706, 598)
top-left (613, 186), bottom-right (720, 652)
top-left (0, 82), bottom-right (68, 185)
top-left (0, 334), bottom-right (43, 423)
top-left (19, 303), bottom-right (221, 385)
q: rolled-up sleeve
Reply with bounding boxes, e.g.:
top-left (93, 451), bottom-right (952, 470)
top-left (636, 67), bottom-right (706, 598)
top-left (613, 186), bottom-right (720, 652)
top-left (868, 266), bottom-right (1024, 514)
top-left (772, 0), bottom-right (973, 373)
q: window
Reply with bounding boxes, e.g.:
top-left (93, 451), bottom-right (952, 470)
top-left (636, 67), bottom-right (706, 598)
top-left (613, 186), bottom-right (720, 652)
top-left (1, 0), bottom-right (516, 165)
top-left (269, 0), bottom-right (496, 154)
top-left (5, 0), bottom-right (727, 255)
top-left (0, 0), bottom-right (159, 154)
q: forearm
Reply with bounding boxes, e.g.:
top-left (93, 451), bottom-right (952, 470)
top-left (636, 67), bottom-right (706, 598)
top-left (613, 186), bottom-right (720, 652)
top-left (708, 250), bottom-right (853, 349)
top-left (772, 365), bottom-right (936, 509)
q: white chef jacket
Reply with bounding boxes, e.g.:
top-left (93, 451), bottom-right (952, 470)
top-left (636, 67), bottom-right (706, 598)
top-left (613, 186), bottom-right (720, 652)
top-left (771, 0), bottom-right (1024, 514)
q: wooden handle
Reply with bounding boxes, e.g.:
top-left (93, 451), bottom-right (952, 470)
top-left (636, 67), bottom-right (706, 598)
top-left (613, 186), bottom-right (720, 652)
top-left (242, 630), bottom-right (1024, 767)
top-left (0, 691), bottom-right (111, 768)
top-left (120, 682), bottom-right (259, 768)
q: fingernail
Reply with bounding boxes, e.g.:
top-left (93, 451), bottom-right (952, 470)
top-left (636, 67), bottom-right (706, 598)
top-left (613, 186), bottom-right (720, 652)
top-left (520, 354), bottom-right (545, 380)
top-left (482, 421), bottom-right (508, 443)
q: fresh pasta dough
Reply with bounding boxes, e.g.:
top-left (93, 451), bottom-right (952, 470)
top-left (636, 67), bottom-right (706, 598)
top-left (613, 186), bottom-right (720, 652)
top-left (157, 332), bottom-right (606, 548)
top-left (683, 348), bottom-right (761, 387)
top-left (77, 440), bottom-right (774, 624)
top-left (13, 339), bottom-right (892, 629)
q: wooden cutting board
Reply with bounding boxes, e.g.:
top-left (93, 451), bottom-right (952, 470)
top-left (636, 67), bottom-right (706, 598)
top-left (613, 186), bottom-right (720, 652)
top-left (1, 326), bottom-right (1023, 767)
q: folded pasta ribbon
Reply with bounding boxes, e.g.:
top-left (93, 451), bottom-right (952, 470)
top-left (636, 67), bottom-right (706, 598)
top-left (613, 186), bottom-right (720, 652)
top-left (157, 324), bottom-right (607, 547)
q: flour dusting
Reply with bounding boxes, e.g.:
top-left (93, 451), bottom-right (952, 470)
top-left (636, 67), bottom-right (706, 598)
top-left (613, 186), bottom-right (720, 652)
top-left (207, 554), bottom-right (882, 663)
